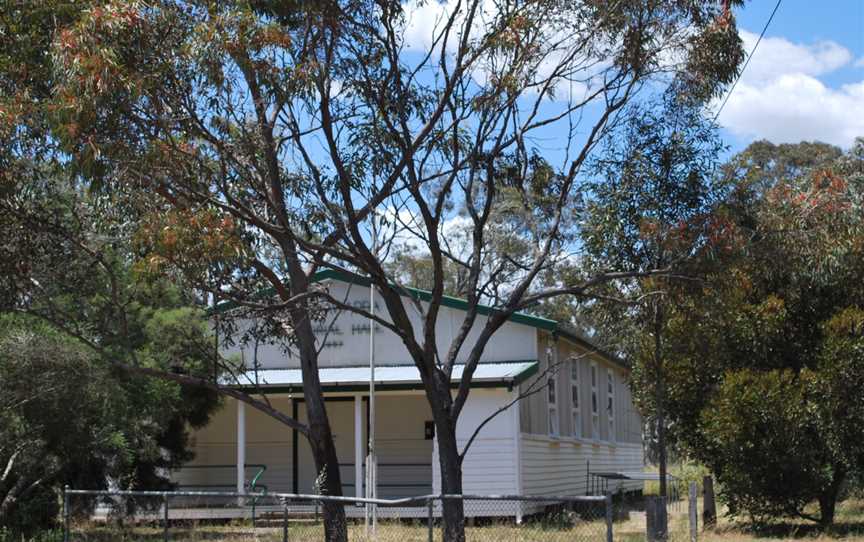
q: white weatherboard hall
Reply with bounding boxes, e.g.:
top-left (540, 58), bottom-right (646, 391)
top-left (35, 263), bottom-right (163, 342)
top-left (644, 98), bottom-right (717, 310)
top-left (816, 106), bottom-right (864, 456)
top-left (174, 270), bottom-right (644, 511)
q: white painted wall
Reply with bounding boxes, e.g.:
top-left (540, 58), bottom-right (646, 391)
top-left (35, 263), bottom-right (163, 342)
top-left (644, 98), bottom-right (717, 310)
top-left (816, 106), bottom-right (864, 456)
top-left (520, 436), bottom-right (644, 496)
top-left (432, 389), bottom-right (520, 496)
top-left (516, 331), bottom-right (646, 502)
top-left (173, 398), bottom-right (296, 492)
top-left (177, 394), bottom-right (434, 498)
top-left (520, 331), bottom-right (644, 445)
top-left (222, 280), bottom-right (539, 369)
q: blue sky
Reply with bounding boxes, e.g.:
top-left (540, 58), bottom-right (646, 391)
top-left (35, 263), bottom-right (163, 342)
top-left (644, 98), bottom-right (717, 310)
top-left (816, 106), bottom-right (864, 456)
top-left (398, 0), bottom-right (864, 161)
top-left (718, 0), bottom-right (864, 151)
top-left (352, 1), bottom-right (863, 259)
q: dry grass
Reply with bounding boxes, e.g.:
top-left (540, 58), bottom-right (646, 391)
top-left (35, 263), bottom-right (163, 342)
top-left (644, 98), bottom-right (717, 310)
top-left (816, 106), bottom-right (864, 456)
top-left (60, 499), bottom-right (864, 541)
top-left (68, 516), bottom-right (606, 541)
top-left (613, 498), bottom-right (864, 542)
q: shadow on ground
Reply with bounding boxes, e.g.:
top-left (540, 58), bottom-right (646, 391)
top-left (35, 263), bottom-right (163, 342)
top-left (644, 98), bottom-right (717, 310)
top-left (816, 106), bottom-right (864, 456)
top-left (713, 521), bottom-right (864, 540)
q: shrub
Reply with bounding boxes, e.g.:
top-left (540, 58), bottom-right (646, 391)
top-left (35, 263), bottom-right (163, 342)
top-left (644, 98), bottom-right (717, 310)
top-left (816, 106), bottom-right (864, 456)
top-left (700, 369), bottom-right (844, 526)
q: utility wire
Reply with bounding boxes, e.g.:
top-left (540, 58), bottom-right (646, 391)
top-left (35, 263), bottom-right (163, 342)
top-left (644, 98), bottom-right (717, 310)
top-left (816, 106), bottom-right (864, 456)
top-left (713, 0), bottom-right (783, 122)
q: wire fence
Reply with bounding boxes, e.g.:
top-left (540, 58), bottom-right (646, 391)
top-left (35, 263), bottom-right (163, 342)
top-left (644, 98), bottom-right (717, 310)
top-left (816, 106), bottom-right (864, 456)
top-left (609, 481), bottom-right (703, 541)
top-left (62, 488), bottom-right (612, 542)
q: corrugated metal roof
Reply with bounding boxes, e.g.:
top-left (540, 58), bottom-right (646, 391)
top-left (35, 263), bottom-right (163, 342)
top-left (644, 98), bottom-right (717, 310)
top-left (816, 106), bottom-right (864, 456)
top-left (228, 361), bottom-right (538, 391)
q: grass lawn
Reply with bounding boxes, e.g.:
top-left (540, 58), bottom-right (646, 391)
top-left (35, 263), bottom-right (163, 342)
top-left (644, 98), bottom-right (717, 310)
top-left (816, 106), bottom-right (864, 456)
top-left (615, 498), bottom-right (864, 541)
top-left (66, 513), bottom-right (607, 541)
top-left (47, 499), bottom-right (864, 541)
top-left (66, 522), bottom-right (605, 541)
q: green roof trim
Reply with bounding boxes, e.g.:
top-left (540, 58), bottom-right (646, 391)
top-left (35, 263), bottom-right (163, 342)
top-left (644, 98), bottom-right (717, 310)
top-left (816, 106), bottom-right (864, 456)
top-left (211, 267), bottom-right (557, 331)
top-left (313, 268), bottom-right (558, 331)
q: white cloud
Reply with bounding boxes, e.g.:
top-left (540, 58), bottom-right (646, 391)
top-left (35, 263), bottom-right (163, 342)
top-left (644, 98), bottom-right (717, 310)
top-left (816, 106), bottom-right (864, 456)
top-left (737, 30), bottom-right (852, 84)
top-left (401, 0), bottom-right (489, 54)
top-left (400, 0), bottom-right (599, 102)
top-left (376, 206), bottom-right (475, 260)
top-left (715, 30), bottom-right (863, 147)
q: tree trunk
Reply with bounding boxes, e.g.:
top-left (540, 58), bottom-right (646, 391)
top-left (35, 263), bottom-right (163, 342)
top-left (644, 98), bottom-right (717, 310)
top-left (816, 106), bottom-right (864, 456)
top-left (656, 400), bottom-right (668, 497)
top-left (297, 345), bottom-right (347, 542)
top-left (435, 414), bottom-right (466, 542)
top-left (652, 302), bottom-right (669, 541)
top-left (0, 489), bottom-right (17, 522)
top-left (818, 495), bottom-right (836, 528)
top-left (307, 410), bottom-right (348, 542)
top-left (818, 472), bottom-right (845, 528)
top-left (702, 475), bottom-right (717, 528)
top-left (654, 304), bottom-right (668, 500)
top-left (286, 265), bottom-right (347, 542)
top-left (0, 476), bottom-right (28, 522)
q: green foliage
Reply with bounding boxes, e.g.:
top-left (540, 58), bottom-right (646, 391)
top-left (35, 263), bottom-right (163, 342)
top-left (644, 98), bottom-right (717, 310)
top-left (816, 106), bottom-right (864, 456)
top-left (580, 89), bottom-right (729, 473)
top-left (660, 140), bottom-right (864, 526)
top-left (0, 527), bottom-right (62, 542)
top-left (700, 369), bottom-right (833, 524)
top-left (583, 90), bottom-right (728, 274)
top-left (643, 461), bottom-right (710, 496)
top-left (0, 132), bottom-right (221, 533)
top-left (0, 306), bottom-right (219, 532)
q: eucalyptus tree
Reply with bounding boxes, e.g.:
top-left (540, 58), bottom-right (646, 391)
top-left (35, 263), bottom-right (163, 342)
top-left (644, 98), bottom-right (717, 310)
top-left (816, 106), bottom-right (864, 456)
top-left (2, 1), bottom-right (746, 540)
top-left (580, 89), bottom-right (729, 503)
top-left (658, 140), bottom-right (864, 526)
top-left (265, 3), bottom-right (745, 536)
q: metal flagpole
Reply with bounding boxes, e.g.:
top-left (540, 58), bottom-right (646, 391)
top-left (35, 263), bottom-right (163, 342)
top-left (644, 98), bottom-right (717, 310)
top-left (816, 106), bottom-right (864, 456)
top-left (365, 217), bottom-right (378, 535)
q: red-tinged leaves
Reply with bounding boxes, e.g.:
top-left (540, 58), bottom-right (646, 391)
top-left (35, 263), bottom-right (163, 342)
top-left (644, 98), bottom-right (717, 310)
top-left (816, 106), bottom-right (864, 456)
top-left (135, 207), bottom-right (250, 280)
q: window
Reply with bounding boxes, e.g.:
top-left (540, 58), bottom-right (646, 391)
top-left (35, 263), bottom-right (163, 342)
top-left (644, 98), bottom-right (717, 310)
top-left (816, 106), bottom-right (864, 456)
top-left (547, 346), bottom-right (559, 436)
top-left (590, 363), bottom-right (599, 439)
top-left (607, 371), bottom-right (615, 442)
top-left (548, 377), bottom-right (559, 436)
top-left (570, 361), bottom-right (581, 438)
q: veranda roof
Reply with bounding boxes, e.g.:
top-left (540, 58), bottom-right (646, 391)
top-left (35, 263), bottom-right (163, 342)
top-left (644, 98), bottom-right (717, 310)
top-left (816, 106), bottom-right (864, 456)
top-left (228, 360), bottom-right (538, 392)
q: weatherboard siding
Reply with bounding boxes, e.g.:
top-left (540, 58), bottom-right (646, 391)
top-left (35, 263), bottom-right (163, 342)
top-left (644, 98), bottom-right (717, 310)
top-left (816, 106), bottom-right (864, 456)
top-left (519, 331), bottom-right (642, 446)
top-left (520, 436), bottom-right (644, 495)
top-left (175, 398), bottom-right (297, 493)
top-left (177, 394), bottom-right (436, 497)
top-left (432, 389), bottom-right (520, 495)
top-left (222, 281), bottom-right (538, 370)
top-left (514, 330), bottom-right (645, 498)
top-left (366, 395), bottom-right (434, 497)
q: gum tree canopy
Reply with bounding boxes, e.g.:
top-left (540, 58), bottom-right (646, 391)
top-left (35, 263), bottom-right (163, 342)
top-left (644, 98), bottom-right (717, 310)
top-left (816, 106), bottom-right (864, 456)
top-left (1, 1), bottom-right (746, 540)
top-left (661, 140), bottom-right (864, 526)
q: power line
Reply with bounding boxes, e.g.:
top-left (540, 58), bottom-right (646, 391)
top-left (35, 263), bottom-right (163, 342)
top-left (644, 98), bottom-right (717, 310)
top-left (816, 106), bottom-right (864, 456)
top-left (713, 0), bottom-right (783, 122)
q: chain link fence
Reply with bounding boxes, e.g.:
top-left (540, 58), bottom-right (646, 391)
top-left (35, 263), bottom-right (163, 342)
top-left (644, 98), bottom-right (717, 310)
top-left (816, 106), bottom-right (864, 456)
top-left (610, 481), bottom-right (703, 541)
top-left (62, 489), bottom-right (612, 541)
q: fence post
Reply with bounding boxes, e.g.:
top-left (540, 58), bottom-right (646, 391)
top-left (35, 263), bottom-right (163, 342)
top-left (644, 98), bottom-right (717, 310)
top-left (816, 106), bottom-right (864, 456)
top-left (646, 496), bottom-right (668, 541)
top-left (427, 497), bottom-right (434, 542)
top-left (63, 485), bottom-right (70, 542)
top-left (282, 499), bottom-right (289, 542)
top-left (605, 493), bottom-right (613, 542)
top-left (689, 482), bottom-right (698, 542)
top-left (702, 476), bottom-right (717, 529)
top-left (163, 493), bottom-right (169, 542)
